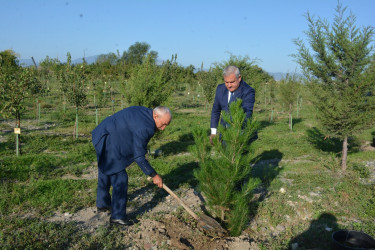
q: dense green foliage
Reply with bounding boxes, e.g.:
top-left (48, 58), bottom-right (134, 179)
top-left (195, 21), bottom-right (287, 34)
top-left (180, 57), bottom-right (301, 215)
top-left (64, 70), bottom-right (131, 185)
top-left (60, 53), bottom-right (88, 110)
top-left (192, 100), bottom-right (260, 236)
top-left (196, 69), bottom-right (218, 105)
top-left (60, 53), bottom-right (91, 137)
top-left (122, 54), bottom-right (177, 107)
top-left (0, 59), bottom-right (40, 129)
top-left (293, 3), bottom-right (375, 170)
top-left (121, 41), bottom-right (158, 65)
top-left (0, 50), bottom-right (20, 75)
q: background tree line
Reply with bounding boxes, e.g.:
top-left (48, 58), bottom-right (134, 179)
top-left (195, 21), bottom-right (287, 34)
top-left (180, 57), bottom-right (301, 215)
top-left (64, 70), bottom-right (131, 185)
top-left (1, 1), bottom-right (374, 170)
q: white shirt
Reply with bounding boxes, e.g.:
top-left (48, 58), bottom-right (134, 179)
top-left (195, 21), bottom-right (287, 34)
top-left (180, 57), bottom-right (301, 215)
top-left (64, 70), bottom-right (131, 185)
top-left (211, 91), bottom-right (234, 135)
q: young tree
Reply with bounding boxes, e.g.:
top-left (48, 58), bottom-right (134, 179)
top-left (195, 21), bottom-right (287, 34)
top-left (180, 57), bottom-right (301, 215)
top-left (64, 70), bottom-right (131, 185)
top-left (122, 54), bottom-right (174, 107)
top-left (278, 73), bottom-right (301, 131)
top-left (267, 80), bottom-right (277, 122)
top-left (60, 52), bottom-right (88, 138)
top-left (27, 68), bottom-right (49, 123)
top-left (182, 64), bottom-right (196, 89)
top-left (121, 42), bottom-right (158, 65)
top-left (0, 56), bottom-right (40, 155)
top-left (96, 79), bottom-right (111, 108)
top-left (1, 51), bottom-right (39, 123)
top-left (0, 50), bottom-right (20, 75)
top-left (0, 68), bottom-right (39, 125)
top-left (196, 68), bottom-right (219, 106)
top-left (293, 3), bottom-right (375, 171)
top-left (39, 55), bottom-right (62, 79)
top-left (96, 52), bottom-right (119, 66)
top-left (191, 100), bottom-right (260, 236)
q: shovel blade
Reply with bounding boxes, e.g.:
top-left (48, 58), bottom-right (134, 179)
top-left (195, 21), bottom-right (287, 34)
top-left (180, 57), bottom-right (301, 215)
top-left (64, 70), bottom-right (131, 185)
top-left (198, 214), bottom-right (227, 236)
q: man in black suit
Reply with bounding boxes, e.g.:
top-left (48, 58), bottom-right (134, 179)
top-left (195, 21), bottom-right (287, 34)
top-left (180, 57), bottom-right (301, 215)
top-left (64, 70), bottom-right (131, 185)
top-left (210, 65), bottom-right (255, 144)
top-left (91, 106), bottom-right (171, 226)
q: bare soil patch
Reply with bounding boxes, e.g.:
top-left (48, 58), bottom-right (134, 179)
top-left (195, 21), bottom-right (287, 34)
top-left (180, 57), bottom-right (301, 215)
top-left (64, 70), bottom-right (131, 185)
top-left (47, 169), bottom-right (260, 249)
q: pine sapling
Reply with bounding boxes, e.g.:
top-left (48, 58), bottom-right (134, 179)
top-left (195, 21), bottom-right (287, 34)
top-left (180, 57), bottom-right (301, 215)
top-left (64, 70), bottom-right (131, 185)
top-left (192, 99), bottom-right (260, 236)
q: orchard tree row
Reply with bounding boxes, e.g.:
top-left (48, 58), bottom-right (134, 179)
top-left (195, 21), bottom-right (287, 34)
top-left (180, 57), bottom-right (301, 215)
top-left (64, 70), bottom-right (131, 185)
top-left (1, 1), bottom-right (375, 172)
top-left (0, 42), bottom-right (275, 131)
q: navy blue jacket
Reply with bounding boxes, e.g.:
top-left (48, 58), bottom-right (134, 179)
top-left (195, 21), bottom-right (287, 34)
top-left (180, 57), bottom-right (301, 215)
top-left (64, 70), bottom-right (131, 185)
top-left (92, 106), bottom-right (156, 176)
top-left (210, 80), bottom-right (255, 129)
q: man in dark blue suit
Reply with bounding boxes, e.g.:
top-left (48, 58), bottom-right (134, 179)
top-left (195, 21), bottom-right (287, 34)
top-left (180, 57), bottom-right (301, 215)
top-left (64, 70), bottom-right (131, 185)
top-left (210, 65), bottom-right (255, 144)
top-left (91, 106), bottom-right (172, 226)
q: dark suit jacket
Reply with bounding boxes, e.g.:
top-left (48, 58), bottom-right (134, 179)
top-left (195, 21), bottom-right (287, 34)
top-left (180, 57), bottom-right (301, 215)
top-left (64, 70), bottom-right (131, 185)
top-left (91, 106), bottom-right (156, 176)
top-left (210, 80), bottom-right (255, 129)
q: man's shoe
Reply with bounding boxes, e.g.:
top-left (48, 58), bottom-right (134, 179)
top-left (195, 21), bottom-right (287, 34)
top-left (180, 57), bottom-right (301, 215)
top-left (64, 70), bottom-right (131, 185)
top-left (97, 207), bottom-right (111, 213)
top-left (109, 218), bottom-right (135, 226)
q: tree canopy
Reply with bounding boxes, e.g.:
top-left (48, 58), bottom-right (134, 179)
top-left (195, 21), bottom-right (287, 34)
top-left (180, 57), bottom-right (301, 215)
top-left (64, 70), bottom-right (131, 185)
top-left (293, 2), bottom-right (375, 170)
top-left (0, 50), bottom-right (20, 75)
top-left (121, 42), bottom-right (158, 65)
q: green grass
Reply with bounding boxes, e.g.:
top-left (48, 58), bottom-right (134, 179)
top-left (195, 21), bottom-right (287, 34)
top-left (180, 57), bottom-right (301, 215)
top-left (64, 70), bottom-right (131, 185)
top-left (0, 217), bottom-right (135, 249)
top-left (0, 83), bottom-right (374, 249)
top-left (0, 179), bottom-right (96, 215)
top-left (0, 218), bottom-right (81, 249)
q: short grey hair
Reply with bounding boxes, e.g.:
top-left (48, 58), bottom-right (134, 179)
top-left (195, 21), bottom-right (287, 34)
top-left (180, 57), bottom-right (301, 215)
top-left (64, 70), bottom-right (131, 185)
top-left (153, 106), bottom-right (172, 118)
top-left (223, 65), bottom-right (240, 78)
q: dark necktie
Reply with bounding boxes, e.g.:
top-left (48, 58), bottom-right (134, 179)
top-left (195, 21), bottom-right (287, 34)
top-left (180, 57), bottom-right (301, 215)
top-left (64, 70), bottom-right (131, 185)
top-left (229, 91), bottom-right (235, 103)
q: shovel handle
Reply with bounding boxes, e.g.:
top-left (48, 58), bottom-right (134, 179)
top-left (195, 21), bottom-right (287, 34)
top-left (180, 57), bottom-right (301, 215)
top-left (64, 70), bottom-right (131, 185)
top-left (147, 177), bottom-right (198, 220)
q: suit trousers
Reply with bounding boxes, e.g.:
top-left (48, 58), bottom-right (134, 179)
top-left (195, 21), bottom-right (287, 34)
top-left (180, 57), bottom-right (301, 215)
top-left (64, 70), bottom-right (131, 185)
top-left (96, 169), bottom-right (128, 220)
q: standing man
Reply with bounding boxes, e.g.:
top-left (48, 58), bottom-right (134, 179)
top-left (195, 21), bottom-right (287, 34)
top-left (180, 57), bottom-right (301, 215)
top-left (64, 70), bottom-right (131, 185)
top-left (91, 106), bottom-right (172, 226)
top-left (210, 65), bottom-right (256, 144)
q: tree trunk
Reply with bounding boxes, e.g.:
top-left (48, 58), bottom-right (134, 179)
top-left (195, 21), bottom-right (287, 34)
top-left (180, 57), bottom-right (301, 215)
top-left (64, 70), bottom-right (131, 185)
top-left (35, 98), bottom-right (38, 119)
top-left (75, 107), bottom-right (79, 139)
top-left (38, 101), bottom-right (41, 125)
top-left (289, 112), bottom-right (292, 131)
top-left (341, 136), bottom-right (348, 171)
top-left (289, 104), bottom-right (293, 132)
top-left (73, 121), bottom-right (76, 138)
top-left (17, 110), bottom-right (21, 128)
top-left (15, 110), bottom-right (21, 155)
top-left (296, 95), bottom-right (299, 118)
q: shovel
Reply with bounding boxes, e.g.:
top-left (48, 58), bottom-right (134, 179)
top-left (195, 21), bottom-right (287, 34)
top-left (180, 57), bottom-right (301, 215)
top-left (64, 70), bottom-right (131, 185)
top-left (148, 177), bottom-right (226, 236)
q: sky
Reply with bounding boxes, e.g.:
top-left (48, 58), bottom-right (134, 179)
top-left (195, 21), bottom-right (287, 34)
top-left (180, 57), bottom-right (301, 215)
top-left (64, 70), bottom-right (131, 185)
top-left (1, 0), bottom-right (374, 73)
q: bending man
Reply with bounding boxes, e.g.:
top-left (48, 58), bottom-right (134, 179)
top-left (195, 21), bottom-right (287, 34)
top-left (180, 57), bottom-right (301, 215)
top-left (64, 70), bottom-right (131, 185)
top-left (92, 106), bottom-right (172, 226)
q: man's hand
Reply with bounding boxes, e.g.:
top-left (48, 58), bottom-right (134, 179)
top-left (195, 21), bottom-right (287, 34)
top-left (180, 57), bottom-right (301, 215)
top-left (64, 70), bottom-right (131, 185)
top-left (152, 174), bottom-right (163, 188)
top-left (209, 134), bottom-right (216, 145)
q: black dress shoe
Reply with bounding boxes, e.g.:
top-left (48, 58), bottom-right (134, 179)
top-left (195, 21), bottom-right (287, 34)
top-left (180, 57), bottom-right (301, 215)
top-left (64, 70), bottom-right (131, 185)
top-left (109, 218), bottom-right (135, 226)
top-left (97, 207), bottom-right (111, 213)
